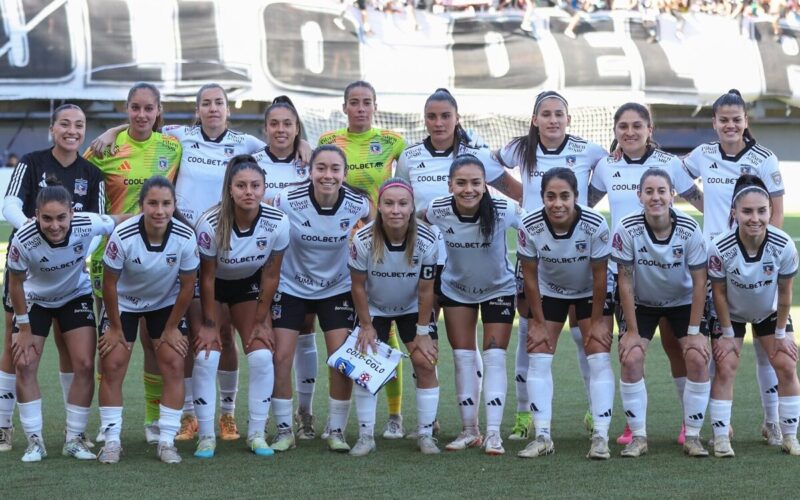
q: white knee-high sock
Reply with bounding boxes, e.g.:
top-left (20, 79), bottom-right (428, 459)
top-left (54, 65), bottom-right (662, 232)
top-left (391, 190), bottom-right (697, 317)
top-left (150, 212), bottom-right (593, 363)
top-left (246, 350), bottom-right (274, 438)
top-left (416, 387), bottom-right (439, 436)
top-left (328, 397), bottom-right (351, 434)
top-left (295, 333), bottom-right (318, 415)
top-left (586, 353), bottom-right (614, 439)
top-left (59, 372), bottom-right (74, 408)
top-left (754, 341), bottom-right (779, 424)
top-left (527, 353), bottom-right (554, 439)
top-left (18, 399), bottom-right (42, 440)
top-left (683, 380), bottom-right (710, 437)
top-left (620, 379), bottom-right (647, 437)
top-left (0, 371), bottom-right (16, 428)
top-left (192, 351), bottom-right (221, 438)
top-left (65, 403), bottom-right (90, 441)
top-left (482, 349), bottom-right (507, 434)
top-left (779, 395), bottom-right (800, 438)
top-left (673, 376), bottom-right (687, 409)
top-left (515, 317), bottom-right (529, 412)
top-left (353, 385), bottom-right (377, 437)
top-left (272, 398), bottom-right (293, 434)
top-left (182, 377), bottom-right (195, 416)
top-left (218, 369), bottom-right (239, 416)
top-left (100, 406), bottom-right (123, 444)
top-left (453, 349), bottom-right (479, 429)
top-left (709, 398), bottom-right (732, 438)
top-left (158, 405), bottom-right (182, 447)
top-left (571, 326), bottom-right (592, 407)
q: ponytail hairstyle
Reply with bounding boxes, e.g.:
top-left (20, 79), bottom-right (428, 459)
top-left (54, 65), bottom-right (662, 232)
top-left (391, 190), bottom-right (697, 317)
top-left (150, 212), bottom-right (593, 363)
top-left (309, 144), bottom-right (372, 205)
top-left (264, 95), bottom-right (304, 154)
top-left (137, 176), bottom-right (192, 228)
top-left (729, 174), bottom-right (771, 228)
top-left (193, 83), bottom-right (230, 128)
top-left (449, 155), bottom-right (496, 242)
top-left (540, 167), bottom-right (579, 201)
top-left (127, 82), bottom-right (164, 132)
top-left (609, 102), bottom-right (659, 154)
top-left (35, 175), bottom-right (72, 211)
top-left (712, 89), bottom-right (755, 142)
top-left (424, 88), bottom-right (469, 154)
top-left (343, 80), bottom-right (377, 103)
top-left (507, 90), bottom-right (569, 179)
top-left (212, 154), bottom-right (265, 251)
top-left (372, 177), bottom-right (418, 266)
top-left (50, 103), bottom-right (84, 125)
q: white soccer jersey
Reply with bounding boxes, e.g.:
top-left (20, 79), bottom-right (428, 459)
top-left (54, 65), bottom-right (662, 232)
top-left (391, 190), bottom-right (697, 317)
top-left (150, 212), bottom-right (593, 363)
top-left (274, 183), bottom-right (370, 299)
top-left (103, 215), bottom-right (200, 312)
top-left (426, 195), bottom-right (521, 303)
top-left (252, 147), bottom-right (309, 201)
top-left (708, 226), bottom-right (797, 324)
top-left (517, 204), bottom-right (611, 299)
top-left (196, 203), bottom-right (290, 281)
top-left (683, 140), bottom-right (784, 243)
top-left (497, 135), bottom-right (606, 210)
top-left (7, 213), bottom-right (115, 308)
top-left (349, 221), bottom-right (438, 316)
top-left (165, 125), bottom-right (265, 225)
top-left (611, 208), bottom-right (706, 307)
top-left (395, 137), bottom-right (505, 212)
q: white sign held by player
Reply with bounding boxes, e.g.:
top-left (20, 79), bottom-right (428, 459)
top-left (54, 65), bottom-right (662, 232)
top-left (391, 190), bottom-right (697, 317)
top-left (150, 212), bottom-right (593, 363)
top-left (326, 328), bottom-right (404, 395)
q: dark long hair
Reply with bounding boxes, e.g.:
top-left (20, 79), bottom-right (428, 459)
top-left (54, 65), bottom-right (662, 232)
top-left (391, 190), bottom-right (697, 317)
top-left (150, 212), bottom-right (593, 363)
top-left (507, 90), bottom-right (569, 178)
top-left (36, 175), bottom-right (72, 210)
top-left (424, 88), bottom-right (469, 154)
top-left (127, 82), bottom-right (164, 132)
top-left (449, 155), bottom-right (496, 242)
top-left (138, 176), bottom-right (192, 228)
top-left (540, 167), bottom-right (579, 200)
top-left (712, 89), bottom-right (755, 142)
top-left (729, 174), bottom-right (771, 228)
top-left (309, 144), bottom-right (372, 204)
top-left (208, 155), bottom-right (265, 251)
top-left (609, 102), bottom-right (659, 154)
top-left (264, 95), bottom-right (304, 154)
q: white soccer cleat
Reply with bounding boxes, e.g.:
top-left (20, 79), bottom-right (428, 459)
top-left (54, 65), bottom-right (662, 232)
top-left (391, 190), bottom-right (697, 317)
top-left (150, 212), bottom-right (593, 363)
top-left (247, 433), bottom-right (275, 457)
top-left (97, 441), bottom-right (123, 464)
top-left (294, 412), bottom-right (315, 440)
top-left (21, 435), bottom-right (47, 463)
top-left (620, 436), bottom-right (648, 458)
top-left (517, 435), bottom-right (554, 458)
top-left (349, 435), bottom-right (376, 456)
top-left (445, 428), bottom-right (483, 451)
top-left (382, 415), bottom-right (404, 439)
top-left (482, 431), bottom-right (505, 456)
top-left (713, 436), bottom-right (735, 458)
top-left (0, 426), bottom-right (13, 452)
top-left (62, 437), bottom-right (97, 460)
top-left (586, 435), bottom-right (610, 460)
top-left (683, 436), bottom-right (709, 457)
top-left (763, 422), bottom-right (783, 446)
top-left (782, 435), bottom-right (800, 456)
top-left (327, 430), bottom-right (350, 453)
top-left (271, 428), bottom-right (297, 452)
top-left (144, 423), bottom-right (160, 445)
top-left (157, 443), bottom-right (182, 464)
top-left (417, 435), bottom-right (441, 455)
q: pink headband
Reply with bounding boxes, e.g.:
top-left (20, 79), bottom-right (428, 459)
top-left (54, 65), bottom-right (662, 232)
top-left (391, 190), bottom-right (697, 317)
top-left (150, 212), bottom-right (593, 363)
top-left (379, 182), bottom-right (414, 199)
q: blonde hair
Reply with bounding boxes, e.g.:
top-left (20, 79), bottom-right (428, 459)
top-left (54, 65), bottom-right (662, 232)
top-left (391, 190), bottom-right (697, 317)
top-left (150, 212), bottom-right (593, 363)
top-left (371, 177), bottom-right (417, 266)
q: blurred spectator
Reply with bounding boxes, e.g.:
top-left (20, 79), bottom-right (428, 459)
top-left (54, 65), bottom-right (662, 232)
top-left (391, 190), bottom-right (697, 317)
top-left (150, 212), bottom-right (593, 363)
top-left (4, 153), bottom-right (17, 168)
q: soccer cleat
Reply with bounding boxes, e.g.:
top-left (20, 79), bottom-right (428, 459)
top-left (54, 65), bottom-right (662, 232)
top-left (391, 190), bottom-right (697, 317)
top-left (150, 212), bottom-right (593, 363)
top-left (294, 412), bottom-right (315, 440)
top-left (247, 433), bottom-right (275, 457)
top-left (349, 435), bottom-right (376, 456)
top-left (97, 441), bottom-right (122, 464)
top-left (21, 436), bottom-right (47, 462)
top-left (144, 423), bottom-right (160, 445)
top-left (79, 432), bottom-right (95, 449)
top-left (616, 424), bottom-right (633, 445)
top-left (62, 437), bottom-right (97, 460)
top-left (620, 436), bottom-right (648, 457)
top-left (157, 443), bottom-right (182, 464)
top-left (507, 412), bottom-right (532, 441)
top-left (0, 427), bottom-right (13, 452)
top-left (327, 430), bottom-right (351, 453)
top-left (406, 419), bottom-right (441, 440)
top-left (320, 422), bottom-right (331, 440)
top-left (95, 427), bottom-right (105, 444)
top-left (707, 425), bottom-right (734, 448)
top-left (713, 436), bottom-right (735, 458)
top-left (219, 414), bottom-right (240, 441)
top-left (271, 428), bottom-right (297, 452)
top-left (175, 414), bottom-right (198, 441)
top-left (763, 422), bottom-right (783, 446)
top-left (781, 435), bottom-right (800, 456)
top-left (483, 431), bottom-right (505, 456)
top-left (683, 436), bottom-right (709, 457)
top-left (382, 415), bottom-right (404, 439)
top-left (586, 435), bottom-right (610, 460)
top-left (194, 435), bottom-right (217, 459)
top-left (583, 411), bottom-right (594, 433)
top-left (517, 435), bottom-right (555, 458)
top-left (677, 422), bottom-right (686, 445)
top-left (445, 428), bottom-right (483, 451)
top-left (417, 435), bottom-right (441, 455)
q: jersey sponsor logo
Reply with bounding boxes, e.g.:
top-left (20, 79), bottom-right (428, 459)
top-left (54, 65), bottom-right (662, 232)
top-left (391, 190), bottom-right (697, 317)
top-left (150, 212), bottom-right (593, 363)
top-left (166, 253), bottom-right (177, 266)
top-left (612, 171), bottom-right (621, 178)
top-left (636, 258), bottom-right (680, 269)
top-left (8, 245), bottom-right (20, 262)
top-left (575, 240), bottom-right (587, 253)
top-left (432, 208), bottom-right (451, 218)
top-left (416, 174), bottom-right (448, 183)
top-left (675, 226), bottom-right (693, 241)
top-left (763, 262), bottom-right (774, 275)
top-left (541, 244), bottom-right (551, 252)
top-left (638, 246), bottom-right (648, 253)
top-left (256, 238), bottom-right (267, 250)
top-left (730, 278), bottom-right (772, 290)
top-left (38, 173), bottom-right (48, 188)
top-left (706, 177), bottom-right (736, 185)
top-left (198, 232), bottom-right (212, 250)
top-left (21, 236), bottom-right (41, 250)
top-left (541, 255), bottom-right (588, 264)
top-left (566, 155), bottom-right (576, 167)
top-left (708, 255), bottom-right (722, 273)
top-left (445, 227), bottom-right (455, 234)
top-left (672, 245), bottom-right (683, 258)
top-left (39, 256), bottom-right (49, 263)
top-left (731, 267), bottom-right (740, 275)
top-left (340, 218), bottom-right (351, 231)
top-left (132, 257), bottom-right (142, 264)
top-left (349, 161), bottom-right (384, 170)
top-left (219, 254), bottom-right (266, 265)
top-left (158, 156), bottom-right (169, 171)
top-left (343, 201), bottom-right (363, 215)
top-left (567, 142), bottom-right (586, 153)
top-left (40, 256), bottom-right (83, 272)
top-left (370, 270), bottom-right (417, 278)
top-left (446, 241), bottom-right (491, 249)
top-left (187, 156), bottom-right (227, 166)
top-left (74, 179), bottom-right (88, 196)
top-left (612, 233), bottom-right (623, 251)
top-left (611, 183), bottom-right (639, 191)
top-left (191, 143), bottom-right (200, 149)
top-left (122, 293), bottom-right (140, 306)
top-left (123, 178), bottom-right (147, 186)
top-left (300, 234), bottom-right (347, 243)
top-left (302, 220), bottom-right (311, 227)
top-left (369, 141), bottom-right (382, 154)
top-left (118, 161), bottom-right (131, 171)
top-left (106, 241), bottom-right (119, 260)
top-left (709, 162), bottom-right (718, 169)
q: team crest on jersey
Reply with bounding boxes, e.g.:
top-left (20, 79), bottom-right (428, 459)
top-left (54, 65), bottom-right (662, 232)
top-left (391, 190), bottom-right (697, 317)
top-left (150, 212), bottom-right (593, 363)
top-left (74, 179), bottom-right (88, 196)
top-left (256, 238), bottom-right (267, 251)
top-left (566, 155), bottom-right (576, 168)
top-left (8, 245), bottom-right (20, 263)
top-left (295, 165), bottom-right (307, 178)
top-left (271, 304), bottom-right (282, 319)
top-left (73, 243), bottom-right (84, 254)
top-left (763, 262), bottom-right (774, 275)
top-left (740, 165), bottom-right (754, 175)
top-left (224, 146), bottom-right (234, 158)
top-left (772, 171), bottom-right (783, 186)
top-left (158, 156), bottom-right (169, 171)
top-left (672, 245), bottom-right (683, 258)
top-left (369, 141), bottom-right (382, 155)
top-left (575, 240), bottom-right (587, 253)
top-left (599, 230), bottom-right (609, 244)
top-left (106, 241), bottom-right (119, 260)
top-left (612, 233), bottom-right (623, 251)
top-left (166, 253), bottom-right (177, 266)
top-left (198, 232), bottom-right (212, 250)
top-left (340, 219), bottom-right (351, 231)
top-left (708, 255), bottom-right (722, 273)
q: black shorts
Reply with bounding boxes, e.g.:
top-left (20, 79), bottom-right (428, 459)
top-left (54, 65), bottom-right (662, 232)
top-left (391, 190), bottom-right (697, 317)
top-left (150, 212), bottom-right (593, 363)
top-left (708, 313), bottom-right (794, 340)
top-left (438, 293), bottom-right (516, 324)
top-left (12, 294), bottom-right (96, 338)
top-left (99, 305), bottom-right (189, 343)
top-left (271, 291), bottom-right (355, 332)
top-left (538, 295), bottom-right (593, 323)
top-left (2, 268), bottom-right (12, 314)
top-left (620, 303), bottom-right (697, 341)
top-left (371, 312), bottom-right (438, 344)
top-left (433, 265), bottom-right (444, 298)
top-left (215, 268), bottom-right (262, 306)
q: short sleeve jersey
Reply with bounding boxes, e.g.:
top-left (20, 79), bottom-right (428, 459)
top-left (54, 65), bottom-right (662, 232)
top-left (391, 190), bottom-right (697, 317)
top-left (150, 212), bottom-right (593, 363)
top-left (252, 147), bottom-right (309, 200)
top-left (427, 195), bottom-right (521, 303)
top-left (86, 130), bottom-right (182, 215)
top-left (707, 226), bottom-right (798, 324)
top-left (103, 215), bottom-right (199, 312)
top-left (7, 213), bottom-right (115, 307)
top-left (317, 127), bottom-right (406, 204)
top-left (517, 204), bottom-right (611, 299)
top-left (164, 125), bottom-right (265, 225)
top-left (611, 208), bottom-right (706, 307)
top-left (273, 183), bottom-right (370, 299)
top-left (5, 148), bottom-right (105, 218)
top-left (196, 203), bottom-right (290, 281)
top-left (497, 135), bottom-right (606, 210)
top-left (683, 140), bottom-right (784, 243)
top-left (348, 221), bottom-right (438, 317)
